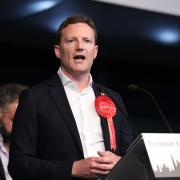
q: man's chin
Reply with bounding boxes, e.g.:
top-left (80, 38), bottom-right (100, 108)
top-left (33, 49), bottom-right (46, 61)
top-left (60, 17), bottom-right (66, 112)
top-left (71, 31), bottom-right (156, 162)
top-left (71, 68), bottom-right (90, 75)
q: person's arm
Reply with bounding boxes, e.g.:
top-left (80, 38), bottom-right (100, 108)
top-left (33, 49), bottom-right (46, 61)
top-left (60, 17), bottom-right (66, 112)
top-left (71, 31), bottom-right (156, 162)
top-left (8, 90), bottom-right (73, 180)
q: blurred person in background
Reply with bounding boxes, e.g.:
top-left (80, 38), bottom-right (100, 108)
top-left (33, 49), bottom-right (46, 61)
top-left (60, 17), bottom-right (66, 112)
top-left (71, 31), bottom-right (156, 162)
top-left (0, 83), bottom-right (27, 180)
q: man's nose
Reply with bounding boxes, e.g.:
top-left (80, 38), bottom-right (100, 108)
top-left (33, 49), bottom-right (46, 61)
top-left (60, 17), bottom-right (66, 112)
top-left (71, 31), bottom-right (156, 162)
top-left (76, 41), bottom-right (84, 51)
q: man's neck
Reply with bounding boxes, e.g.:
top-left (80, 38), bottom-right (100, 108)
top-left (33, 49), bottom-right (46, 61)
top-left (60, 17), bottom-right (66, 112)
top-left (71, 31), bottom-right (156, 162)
top-left (61, 68), bottom-right (91, 92)
top-left (76, 77), bottom-right (90, 92)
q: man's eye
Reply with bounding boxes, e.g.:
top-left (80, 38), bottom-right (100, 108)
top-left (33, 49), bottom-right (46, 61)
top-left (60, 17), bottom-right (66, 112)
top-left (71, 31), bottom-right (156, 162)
top-left (84, 39), bottom-right (91, 43)
top-left (66, 39), bottom-right (74, 43)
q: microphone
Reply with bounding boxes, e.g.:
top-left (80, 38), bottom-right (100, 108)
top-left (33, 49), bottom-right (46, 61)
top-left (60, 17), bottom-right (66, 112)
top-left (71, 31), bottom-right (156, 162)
top-left (97, 87), bottom-right (138, 136)
top-left (128, 84), bottom-right (173, 133)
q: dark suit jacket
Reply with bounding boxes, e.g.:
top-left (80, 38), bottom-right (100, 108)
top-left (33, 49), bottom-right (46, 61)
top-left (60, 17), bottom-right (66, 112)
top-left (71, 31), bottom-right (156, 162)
top-left (0, 157), bottom-right (6, 180)
top-left (8, 74), bottom-right (134, 180)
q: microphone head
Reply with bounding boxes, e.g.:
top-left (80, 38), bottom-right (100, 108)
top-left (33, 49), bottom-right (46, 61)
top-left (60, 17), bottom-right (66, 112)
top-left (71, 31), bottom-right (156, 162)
top-left (128, 84), bottom-right (138, 90)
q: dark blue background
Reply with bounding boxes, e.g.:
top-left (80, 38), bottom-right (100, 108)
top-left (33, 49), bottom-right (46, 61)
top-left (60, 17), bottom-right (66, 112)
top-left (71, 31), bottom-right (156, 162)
top-left (0, 0), bottom-right (180, 134)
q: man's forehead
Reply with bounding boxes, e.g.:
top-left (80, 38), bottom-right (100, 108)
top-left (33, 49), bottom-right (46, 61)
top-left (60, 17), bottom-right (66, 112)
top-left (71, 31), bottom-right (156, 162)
top-left (62, 23), bottom-right (94, 33)
top-left (61, 25), bottom-right (95, 40)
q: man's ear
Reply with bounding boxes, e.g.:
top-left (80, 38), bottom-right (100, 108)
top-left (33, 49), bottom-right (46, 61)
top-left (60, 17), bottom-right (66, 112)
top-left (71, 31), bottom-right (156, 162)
top-left (54, 45), bottom-right (61, 59)
top-left (93, 45), bottom-right (98, 59)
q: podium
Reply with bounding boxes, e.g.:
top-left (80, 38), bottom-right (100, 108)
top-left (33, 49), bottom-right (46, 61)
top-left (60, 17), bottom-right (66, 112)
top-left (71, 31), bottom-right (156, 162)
top-left (105, 134), bottom-right (180, 180)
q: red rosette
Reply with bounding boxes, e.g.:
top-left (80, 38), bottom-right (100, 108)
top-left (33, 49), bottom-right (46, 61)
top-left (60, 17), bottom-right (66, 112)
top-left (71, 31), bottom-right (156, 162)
top-left (95, 95), bottom-right (117, 151)
top-left (95, 95), bottom-right (116, 119)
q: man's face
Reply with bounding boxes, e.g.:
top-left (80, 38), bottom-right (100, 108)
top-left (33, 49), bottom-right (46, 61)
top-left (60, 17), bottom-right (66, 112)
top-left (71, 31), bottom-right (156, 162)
top-left (0, 100), bottom-right (18, 135)
top-left (54, 22), bottom-right (98, 77)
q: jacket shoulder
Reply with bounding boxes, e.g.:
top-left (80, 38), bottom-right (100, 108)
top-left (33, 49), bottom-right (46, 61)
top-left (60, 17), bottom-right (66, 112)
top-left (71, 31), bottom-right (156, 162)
top-left (20, 74), bottom-right (61, 97)
top-left (93, 82), bottom-right (120, 97)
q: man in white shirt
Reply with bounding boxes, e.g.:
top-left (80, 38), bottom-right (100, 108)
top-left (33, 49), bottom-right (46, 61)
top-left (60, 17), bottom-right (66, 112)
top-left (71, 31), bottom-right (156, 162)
top-left (8, 16), bottom-right (135, 180)
top-left (0, 83), bottom-right (27, 180)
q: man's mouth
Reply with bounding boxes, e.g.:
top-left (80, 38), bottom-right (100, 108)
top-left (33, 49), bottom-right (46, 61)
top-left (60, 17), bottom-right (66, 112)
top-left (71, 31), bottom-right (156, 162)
top-left (74, 55), bottom-right (85, 60)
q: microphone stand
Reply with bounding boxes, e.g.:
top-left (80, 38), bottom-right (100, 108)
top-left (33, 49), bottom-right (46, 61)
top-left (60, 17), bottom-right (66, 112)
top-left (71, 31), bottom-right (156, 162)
top-left (128, 84), bottom-right (173, 133)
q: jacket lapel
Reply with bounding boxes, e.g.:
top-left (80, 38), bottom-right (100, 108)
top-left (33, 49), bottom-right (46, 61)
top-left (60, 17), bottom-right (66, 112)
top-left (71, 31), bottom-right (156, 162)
top-left (47, 74), bottom-right (83, 155)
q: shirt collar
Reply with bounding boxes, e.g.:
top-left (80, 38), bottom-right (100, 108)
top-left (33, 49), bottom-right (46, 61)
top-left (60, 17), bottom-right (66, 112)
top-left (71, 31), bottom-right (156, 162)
top-left (57, 67), bottom-right (93, 88)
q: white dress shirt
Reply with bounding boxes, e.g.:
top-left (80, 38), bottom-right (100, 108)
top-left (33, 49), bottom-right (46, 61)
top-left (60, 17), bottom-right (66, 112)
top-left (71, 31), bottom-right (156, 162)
top-left (58, 68), bottom-right (105, 158)
top-left (0, 134), bottom-right (12, 180)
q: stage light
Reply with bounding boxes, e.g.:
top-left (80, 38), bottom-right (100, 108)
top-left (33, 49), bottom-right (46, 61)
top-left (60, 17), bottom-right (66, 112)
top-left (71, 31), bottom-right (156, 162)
top-left (17, 1), bottom-right (61, 17)
top-left (151, 27), bottom-right (180, 45)
top-left (157, 29), bottom-right (179, 44)
top-left (27, 1), bottom-right (58, 14)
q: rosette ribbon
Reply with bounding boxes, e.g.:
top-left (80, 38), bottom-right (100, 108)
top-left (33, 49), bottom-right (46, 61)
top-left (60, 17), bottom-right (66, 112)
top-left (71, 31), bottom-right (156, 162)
top-left (95, 95), bottom-right (117, 151)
